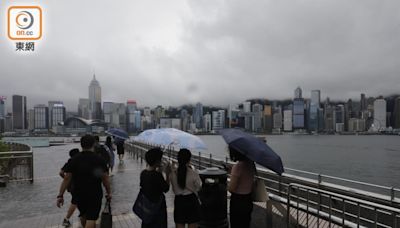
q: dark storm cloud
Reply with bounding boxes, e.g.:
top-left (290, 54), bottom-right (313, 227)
top-left (1, 0), bottom-right (400, 111)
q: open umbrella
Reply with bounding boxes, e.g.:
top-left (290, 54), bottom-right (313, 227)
top-left (219, 128), bottom-right (284, 175)
top-left (106, 128), bottom-right (129, 140)
top-left (134, 128), bottom-right (207, 150)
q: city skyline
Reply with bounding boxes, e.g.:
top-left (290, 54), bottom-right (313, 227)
top-left (1, 0), bottom-right (400, 109)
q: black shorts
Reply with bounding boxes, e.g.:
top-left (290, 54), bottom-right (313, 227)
top-left (76, 196), bottom-right (102, 221)
top-left (70, 192), bottom-right (78, 205)
top-left (174, 193), bottom-right (201, 224)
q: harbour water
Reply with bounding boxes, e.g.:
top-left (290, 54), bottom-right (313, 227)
top-left (198, 135), bottom-right (400, 188)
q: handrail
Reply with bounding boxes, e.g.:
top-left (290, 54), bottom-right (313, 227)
top-left (287, 183), bottom-right (400, 227)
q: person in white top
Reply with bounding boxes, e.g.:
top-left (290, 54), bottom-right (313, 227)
top-left (169, 149), bottom-right (202, 228)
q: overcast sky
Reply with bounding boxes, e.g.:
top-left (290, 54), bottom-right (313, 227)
top-left (1, 0), bottom-right (400, 111)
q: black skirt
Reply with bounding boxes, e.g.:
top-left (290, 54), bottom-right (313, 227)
top-left (174, 193), bottom-right (201, 224)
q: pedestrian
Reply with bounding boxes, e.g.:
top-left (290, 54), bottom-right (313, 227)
top-left (139, 147), bottom-right (170, 228)
top-left (228, 146), bottom-right (256, 228)
top-left (57, 135), bottom-right (112, 228)
top-left (169, 149), bottom-right (202, 228)
top-left (59, 148), bottom-right (80, 227)
top-left (104, 136), bottom-right (115, 174)
top-left (94, 136), bottom-right (111, 167)
top-left (115, 137), bottom-right (125, 163)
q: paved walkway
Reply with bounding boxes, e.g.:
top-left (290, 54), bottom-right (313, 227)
top-left (0, 144), bottom-right (270, 228)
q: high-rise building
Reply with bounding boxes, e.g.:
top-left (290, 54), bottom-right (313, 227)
top-left (263, 105), bottom-right (273, 133)
top-left (28, 109), bottom-right (34, 131)
top-left (293, 98), bottom-right (305, 129)
top-left (203, 113), bottom-right (212, 132)
top-left (134, 110), bottom-right (141, 131)
top-left (154, 105), bottom-right (166, 126)
top-left (127, 100), bottom-right (137, 133)
top-left (88, 75), bottom-right (102, 120)
top-left (52, 104), bottom-right (66, 127)
top-left (34, 104), bottom-right (49, 130)
top-left (243, 102), bottom-right (251, 113)
top-left (0, 97), bottom-right (5, 119)
top-left (212, 110), bottom-right (225, 131)
top-left (335, 105), bottom-right (345, 132)
top-left (252, 104), bottom-right (263, 132)
top-left (360, 93), bottom-right (367, 112)
top-left (273, 106), bottom-right (282, 130)
top-left (373, 98), bottom-right (386, 131)
top-left (5, 113), bottom-right (13, 132)
top-left (180, 109), bottom-right (189, 132)
top-left (394, 97), bottom-right (400, 129)
top-left (193, 102), bottom-right (203, 129)
top-left (228, 104), bottom-right (240, 128)
top-left (283, 109), bottom-right (293, 131)
top-left (0, 98), bottom-right (5, 133)
top-left (48, 101), bottom-right (63, 128)
top-left (78, 98), bottom-right (90, 119)
top-left (309, 90), bottom-right (320, 132)
top-left (348, 118), bottom-right (366, 132)
top-left (294, 87), bottom-right (302, 99)
top-left (12, 95), bottom-right (27, 130)
top-left (324, 103), bottom-right (335, 132)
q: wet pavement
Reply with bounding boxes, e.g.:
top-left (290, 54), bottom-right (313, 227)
top-left (0, 144), bottom-right (269, 228)
top-left (0, 144), bottom-right (175, 227)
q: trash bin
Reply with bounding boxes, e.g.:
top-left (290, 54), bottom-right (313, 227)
top-left (198, 167), bottom-right (228, 228)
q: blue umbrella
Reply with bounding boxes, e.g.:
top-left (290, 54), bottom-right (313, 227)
top-left (134, 128), bottom-right (207, 150)
top-left (107, 128), bottom-right (129, 140)
top-left (219, 128), bottom-right (284, 175)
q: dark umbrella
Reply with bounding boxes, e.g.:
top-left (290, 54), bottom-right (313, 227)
top-left (106, 128), bottom-right (129, 141)
top-left (219, 128), bottom-right (284, 175)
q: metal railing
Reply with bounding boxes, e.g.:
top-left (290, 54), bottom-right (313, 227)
top-left (287, 183), bottom-right (400, 227)
top-left (126, 141), bottom-right (400, 227)
top-left (0, 142), bottom-right (33, 183)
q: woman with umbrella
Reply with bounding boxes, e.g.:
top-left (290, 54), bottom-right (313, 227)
top-left (228, 146), bottom-right (256, 228)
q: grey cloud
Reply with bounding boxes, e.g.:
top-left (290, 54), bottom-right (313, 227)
top-left (1, 0), bottom-right (400, 111)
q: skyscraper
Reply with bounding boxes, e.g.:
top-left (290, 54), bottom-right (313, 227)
top-left (360, 93), bottom-right (367, 112)
top-left (12, 95), bottom-right (27, 130)
top-left (78, 98), bottom-right (90, 119)
top-left (88, 75), bottom-right (102, 120)
top-left (0, 97), bottom-right (5, 119)
top-left (52, 104), bottom-right (66, 127)
top-left (394, 97), bottom-right (400, 129)
top-left (252, 103), bottom-right (263, 132)
top-left (294, 87), bottom-right (302, 99)
top-left (212, 110), bottom-right (225, 131)
top-left (309, 90), bottom-right (321, 132)
top-left (34, 104), bottom-right (49, 130)
top-left (193, 102), bottom-right (203, 129)
top-left (373, 98), bottom-right (386, 131)
top-left (48, 101), bottom-right (63, 128)
top-left (127, 100), bottom-right (137, 133)
top-left (0, 97), bottom-right (6, 133)
top-left (283, 109), bottom-right (293, 131)
top-left (293, 99), bottom-right (305, 129)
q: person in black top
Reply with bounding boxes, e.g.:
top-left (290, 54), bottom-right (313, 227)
top-left (57, 135), bottom-right (112, 228)
top-left (59, 148), bottom-right (80, 227)
top-left (94, 136), bottom-right (111, 167)
top-left (140, 147), bottom-right (170, 228)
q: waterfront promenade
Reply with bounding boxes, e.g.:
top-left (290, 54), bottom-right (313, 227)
top-left (0, 144), bottom-right (271, 228)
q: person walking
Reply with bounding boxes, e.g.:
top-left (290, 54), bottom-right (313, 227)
top-left (115, 138), bottom-right (125, 164)
top-left (57, 135), bottom-right (112, 228)
top-left (59, 148), bottom-right (80, 227)
top-left (169, 149), bottom-right (202, 228)
top-left (94, 136), bottom-right (111, 167)
top-left (228, 146), bottom-right (256, 228)
top-left (104, 136), bottom-right (115, 174)
top-left (139, 147), bottom-right (170, 228)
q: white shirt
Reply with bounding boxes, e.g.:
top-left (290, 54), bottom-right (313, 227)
top-left (169, 165), bottom-right (202, 196)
